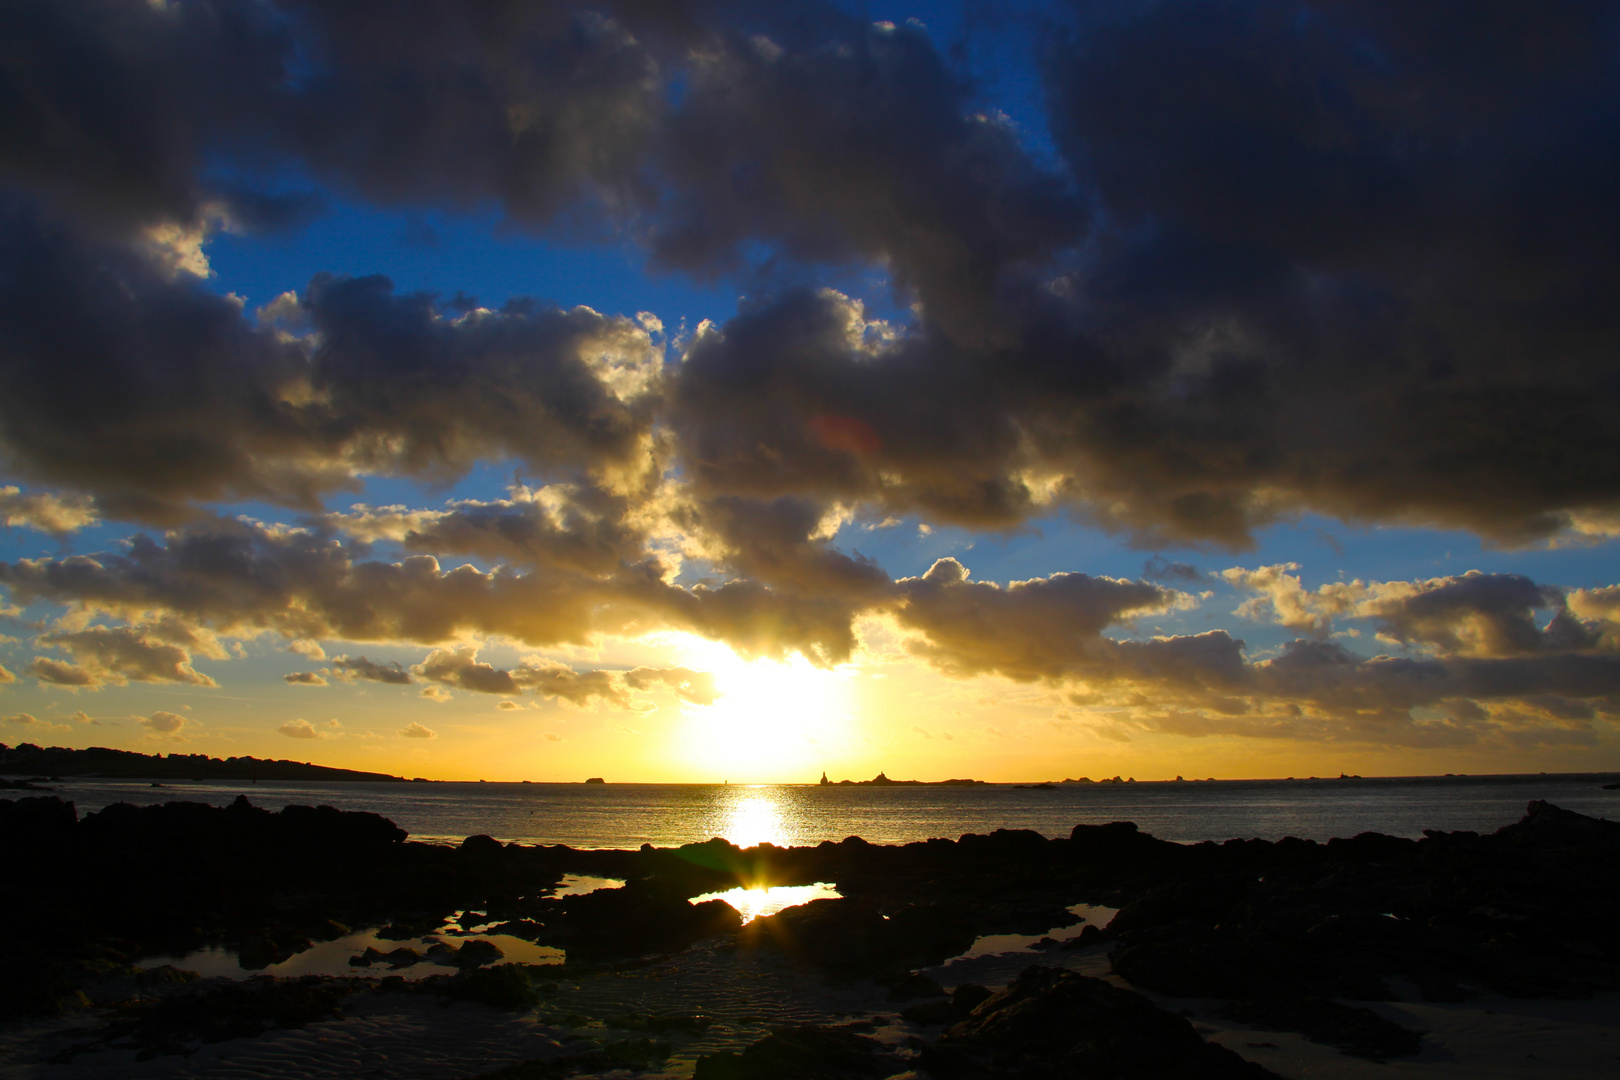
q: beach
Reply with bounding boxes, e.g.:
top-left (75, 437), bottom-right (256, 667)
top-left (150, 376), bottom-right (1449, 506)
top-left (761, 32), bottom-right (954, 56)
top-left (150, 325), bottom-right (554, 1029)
top-left (4, 786), bottom-right (1620, 1079)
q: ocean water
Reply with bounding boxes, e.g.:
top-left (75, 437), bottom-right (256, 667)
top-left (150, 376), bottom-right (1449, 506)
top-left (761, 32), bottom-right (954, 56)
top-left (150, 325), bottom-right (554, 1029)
top-left (21, 772), bottom-right (1620, 848)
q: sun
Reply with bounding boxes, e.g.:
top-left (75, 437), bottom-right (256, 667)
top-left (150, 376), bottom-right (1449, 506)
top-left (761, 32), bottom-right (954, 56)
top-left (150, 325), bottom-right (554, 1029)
top-left (663, 635), bottom-right (854, 782)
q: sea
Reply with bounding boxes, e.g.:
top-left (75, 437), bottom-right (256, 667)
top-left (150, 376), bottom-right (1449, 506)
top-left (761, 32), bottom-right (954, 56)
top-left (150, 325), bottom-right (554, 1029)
top-left (20, 772), bottom-right (1620, 849)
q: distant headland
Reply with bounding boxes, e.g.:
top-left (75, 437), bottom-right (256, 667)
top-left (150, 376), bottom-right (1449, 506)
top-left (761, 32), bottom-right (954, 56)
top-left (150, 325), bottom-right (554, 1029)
top-left (818, 771), bottom-right (986, 787)
top-left (0, 743), bottom-right (407, 783)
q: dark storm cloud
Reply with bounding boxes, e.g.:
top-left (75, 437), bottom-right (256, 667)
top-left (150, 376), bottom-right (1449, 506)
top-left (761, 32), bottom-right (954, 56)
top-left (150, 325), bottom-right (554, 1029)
top-left (656, 0), bottom-right (1620, 546)
top-left (0, 200), bottom-right (659, 520)
top-left (5, 2), bottom-right (1619, 546)
top-left (0, 0), bottom-right (660, 238)
top-left (647, 17), bottom-right (1084, 347)
top-left (1033, 0), bottom-right (1620, 543)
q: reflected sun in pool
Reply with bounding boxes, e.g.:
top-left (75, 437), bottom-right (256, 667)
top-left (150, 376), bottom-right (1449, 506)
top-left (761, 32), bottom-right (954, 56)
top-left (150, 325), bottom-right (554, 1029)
top-left (692, 882), bottom-right (842, 923)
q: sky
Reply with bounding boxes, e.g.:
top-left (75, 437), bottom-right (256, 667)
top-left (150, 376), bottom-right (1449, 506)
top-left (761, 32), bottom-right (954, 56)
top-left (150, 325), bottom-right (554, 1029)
top-left (2, 0), bottom-right (1620, 782)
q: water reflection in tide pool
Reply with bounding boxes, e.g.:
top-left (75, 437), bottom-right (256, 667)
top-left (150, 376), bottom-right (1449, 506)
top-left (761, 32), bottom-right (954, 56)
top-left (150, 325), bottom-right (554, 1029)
top-left (691, 883), bottom-right (842, 923)
top-left (554, 873), bottom-right (624, 896)
top-left (140, 928), bottom-right (563, 981)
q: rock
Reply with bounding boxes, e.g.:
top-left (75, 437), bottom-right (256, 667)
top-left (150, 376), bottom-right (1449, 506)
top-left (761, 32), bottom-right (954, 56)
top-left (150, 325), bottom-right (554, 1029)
top-left (899, 999), bottom-right (958, 1024)
top-left (433, 963), bottom-right (539, 1011)
top-left (951, 984), bottom-right (993, 1013)
top-left (1220, 997), bottom-right (1422, 1060)
top-left (553, 885), bottom-right (742, 959)
top-left (886, 973), bottom-right (945, 1002)
top-left (927, 966), bottom-right (1276, 1078)
top-left (460, 834), bottom-right (506, 858)
top-left (236, 931), bottom-right (312, 971)
top-left (693, 1025), bottom-right (908, 1080)
top-left (450, 939), bottom-right (505, 969)
top-left (382, 947), bottom-right (423, 969)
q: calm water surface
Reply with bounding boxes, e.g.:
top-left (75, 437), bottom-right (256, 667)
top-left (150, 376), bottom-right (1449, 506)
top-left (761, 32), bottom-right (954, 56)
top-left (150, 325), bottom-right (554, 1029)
top-left (25, 773), bottom-right (1619, 847)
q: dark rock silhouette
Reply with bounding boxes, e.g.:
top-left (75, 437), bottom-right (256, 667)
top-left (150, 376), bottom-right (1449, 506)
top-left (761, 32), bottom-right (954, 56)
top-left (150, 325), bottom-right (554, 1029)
top-left (5, 791), bottom-right (1618, 1075)
top-left (925, 966), bottom-right (1276, 1078)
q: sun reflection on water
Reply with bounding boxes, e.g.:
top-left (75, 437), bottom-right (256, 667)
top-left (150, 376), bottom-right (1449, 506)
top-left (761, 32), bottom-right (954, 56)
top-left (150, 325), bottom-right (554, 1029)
top-left (691, 882), bottom-right (842, 923)
top-left (722, 792), bottom-right (789, 848)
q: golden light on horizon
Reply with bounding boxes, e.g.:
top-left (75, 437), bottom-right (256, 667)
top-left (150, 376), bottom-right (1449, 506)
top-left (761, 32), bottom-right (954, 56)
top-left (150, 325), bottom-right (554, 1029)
top-left (665, 635), bottom-right (854, 782)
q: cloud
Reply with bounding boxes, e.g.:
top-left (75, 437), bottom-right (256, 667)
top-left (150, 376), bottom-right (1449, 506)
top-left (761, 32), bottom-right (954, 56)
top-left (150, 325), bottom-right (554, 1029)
top-left (287, 638), bottom-right (326, 660)
top-left (399, 721), bottom-right (437, 739)
top-left (892, 557), bottom-right (1185, 682)
top-left (138, 710), bottom-right (186, 735)
top-left (276, 718), bottom-right (320, 739)
top-left (0, 3), bottom-right (1616, 554)
top-left (283, 671), bottom-right (328, 686)
top-left (1143, 556), bottom-right (1203, 585)
top-left (29, 624), bottom-right (217, 690)
top-left (1221, 564), bottom-right (1354, 636)
top-left (419, 685), bottom-right (452, 702)
top-left (0, 486), bottom-right (98, 534)
top-left (3, 711), bottom-right (71, 733)
top-left (624, 665), bottom-right (720, 706)
top-left (414, 645), bottom-right (522, 695)
top-left (0, 663), bottom-right (13, 684)
top-left (411, 644), bottom-right (719, 710)
top-left (1222, 566), bottom-right (1593, 656)
top-left (0, 205), bottom-right (662, 524)
top-left (325, 655), bottom-right (414, 685)
top-left (0, 517), bottom-right (872, 665)
top-left (327, 483), bottom-right (648, 576)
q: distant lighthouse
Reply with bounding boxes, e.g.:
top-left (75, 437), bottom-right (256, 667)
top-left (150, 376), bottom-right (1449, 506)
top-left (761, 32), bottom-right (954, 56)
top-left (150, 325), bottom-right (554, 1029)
top-left (819, 771), bottom-right (830, 786)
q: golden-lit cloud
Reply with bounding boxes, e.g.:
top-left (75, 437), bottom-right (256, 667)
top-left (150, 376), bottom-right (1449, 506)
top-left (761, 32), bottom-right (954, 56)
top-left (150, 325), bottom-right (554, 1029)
top-left (138, 710), bottom-right (187, 736)
top-left (0, 486), bottom-right (98, 534)
top-left (30, 625), bottom-right (217, 690)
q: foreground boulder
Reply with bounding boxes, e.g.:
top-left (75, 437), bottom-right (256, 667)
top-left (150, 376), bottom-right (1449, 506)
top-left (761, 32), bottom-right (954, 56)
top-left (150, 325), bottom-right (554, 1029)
top-left (740, 898), bottom-right (976, 974)
top-left (925, 966), bottom-right (1277, 1079)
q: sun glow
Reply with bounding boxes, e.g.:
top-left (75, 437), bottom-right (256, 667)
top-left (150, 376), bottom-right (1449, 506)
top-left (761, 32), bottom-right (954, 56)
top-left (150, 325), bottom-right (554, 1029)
top-left (664, 635), bottom-right (855, 781)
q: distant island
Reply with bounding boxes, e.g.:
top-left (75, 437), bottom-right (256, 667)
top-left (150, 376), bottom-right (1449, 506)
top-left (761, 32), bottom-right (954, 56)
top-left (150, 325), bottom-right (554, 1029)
top-left (819, 771), bottom-right (986, 787)
top-left (0, 743), bottom-right (406, 783)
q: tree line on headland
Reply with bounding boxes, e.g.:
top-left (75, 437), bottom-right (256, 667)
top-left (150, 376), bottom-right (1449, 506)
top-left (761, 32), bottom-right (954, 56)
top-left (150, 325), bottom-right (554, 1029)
top-left (0, 743), bottom-right (407, 783)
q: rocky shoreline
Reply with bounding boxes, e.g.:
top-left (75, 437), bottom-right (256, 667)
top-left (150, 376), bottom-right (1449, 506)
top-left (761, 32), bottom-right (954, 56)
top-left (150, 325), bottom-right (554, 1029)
top-left (2, 795), bottom-right (1617, 1078)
